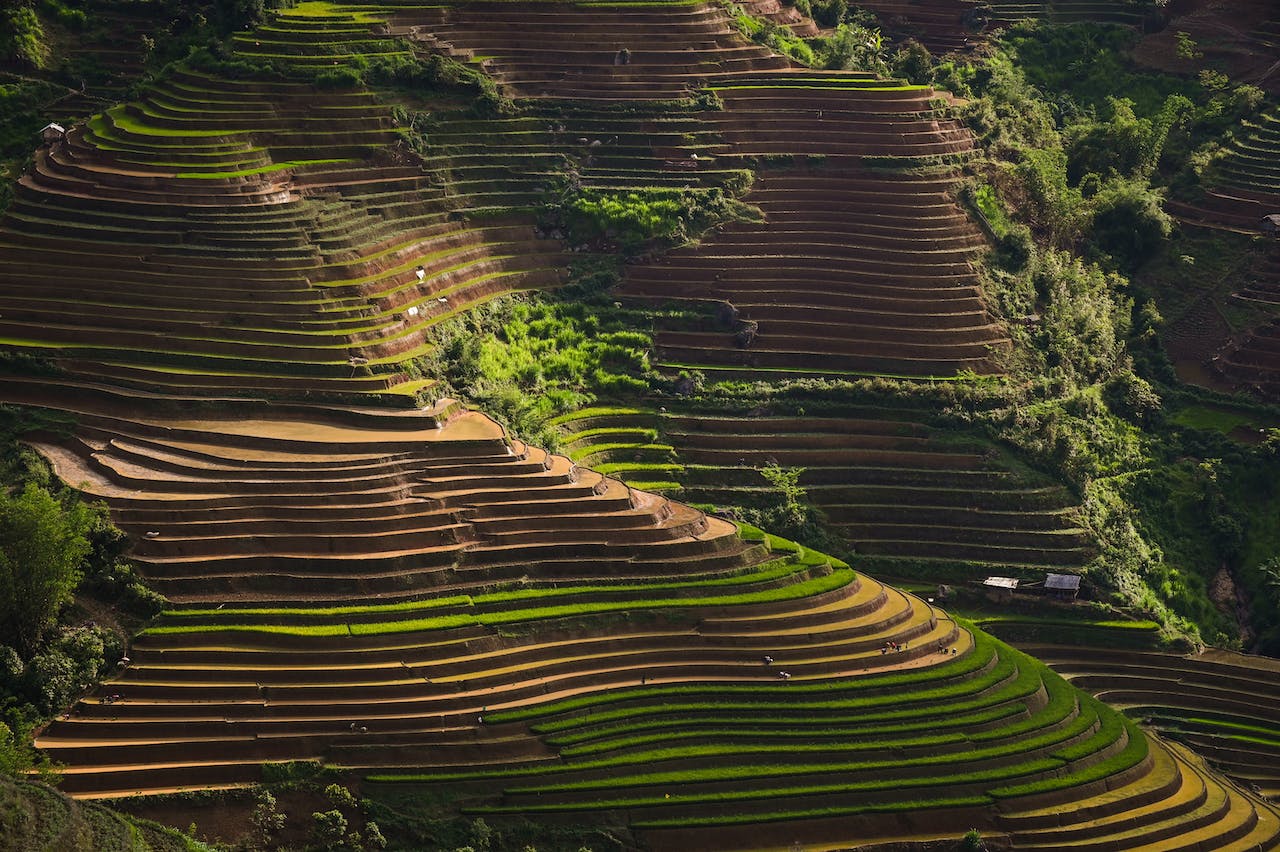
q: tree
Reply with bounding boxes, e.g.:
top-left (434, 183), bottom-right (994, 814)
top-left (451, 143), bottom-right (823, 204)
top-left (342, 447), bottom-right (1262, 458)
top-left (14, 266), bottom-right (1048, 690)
top-left (312, 810), bottom-right (349, 850)
top-left (0, 484), bottom-right (93, 658)
top-left (249, 789), bottom-right (286, 848)
top-left (759, 463), bottom-right (809, 532)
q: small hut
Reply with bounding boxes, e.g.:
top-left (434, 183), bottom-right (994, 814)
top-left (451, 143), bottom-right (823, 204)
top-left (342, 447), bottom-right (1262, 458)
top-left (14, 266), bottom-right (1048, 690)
top-left (982, 576), bottom-right (1019, 604)
top-left (1044, 572), bottom-right (1081, 601)
top-left (1261, 214), bottom-right (1280, 238)
top-left (40, 123), bottom-right (66, 145)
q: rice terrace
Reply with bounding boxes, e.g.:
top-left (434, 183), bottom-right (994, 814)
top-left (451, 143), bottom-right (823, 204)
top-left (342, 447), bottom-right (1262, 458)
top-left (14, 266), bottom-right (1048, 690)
top-left (2, 0), bottom-right (1280, 849)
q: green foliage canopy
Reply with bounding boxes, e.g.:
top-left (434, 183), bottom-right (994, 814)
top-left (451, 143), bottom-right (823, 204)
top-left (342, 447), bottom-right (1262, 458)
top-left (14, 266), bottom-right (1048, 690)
top-left (0, 484), bottom-right (93, 658)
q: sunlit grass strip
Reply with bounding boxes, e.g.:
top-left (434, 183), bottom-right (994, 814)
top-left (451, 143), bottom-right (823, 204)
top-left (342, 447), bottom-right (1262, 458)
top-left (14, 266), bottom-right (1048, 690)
top-left (708, 84), bottom-right (929, 92)
top-left (468, 760), bottom-right (1064, 815)
top-left (161, 561), bottom-right (806, 620)
top-left (621, 480), bottom-right (682, 491)
top-left (989, 715), bottom-right (1149, 800)
top-left (534, 663), bottom-right (1031, 750)
top-left (971, 614), bottom-right (1160, 631)
top-left (569, 442), bottom-right (673, 461)
top-left (548, 406), bottom-right (654, 426)
top-left (562, 426), bottom-right (659, 444)
top-left (105, 106), bottom-right (247, 138)
top-left (554, 703), bottom-right (1028, 757)
top-left (627, 795), bottom-right (992, 829)
top-left (384, 638), bottom-right (1003, 753)
top-left (1143, 712), bottom-right (1280, 748)
top-left (659, 361), bottom-right (981, 381)
top-left (498, 657), bottom-right (1082, 794)
top-left (175, 158), bottom-right (354, 178)
top-left (593, 463), bottom-right (684, 476)
top-left (496, 706), bottom-right (1097, 797)
top-left (543, 694), bottom-right (1024, 748)
top-left (147, 568), bottom-right (852, 637)
top-left (275, 0), bottom-right (389, 22)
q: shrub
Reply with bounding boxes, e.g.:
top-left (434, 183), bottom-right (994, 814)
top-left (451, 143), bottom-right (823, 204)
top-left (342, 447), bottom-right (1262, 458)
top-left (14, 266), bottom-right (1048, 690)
top-left (556, 186), bottom-right (754, 253)
top-left (312, 810), bottom-right (348, 850)
top-left (1085, 180), bottom-right (1171, 271)
top-left (1028, 251), bottom-right (1131, 387)
top-left (1065, 97), bottom-right (1153, 182)
top-left (818, 22), bottom-right (886, 73)
top-left (1104, 371), bottom-right (1162, 426)
top-left (250, 789), bottom-right (286, 846)
top-left (893, 40), bottom-right (934, 83)
top-left (994, 224), bottom-right (1034, 272)
top-left (325, 783), bottom-right (359, 810)
top-left (315, 67), bottom-right (363, 89)
top-left (810, 0), bottom-right (847, 28)
top-left (0, 5), bottom-right (48, 69)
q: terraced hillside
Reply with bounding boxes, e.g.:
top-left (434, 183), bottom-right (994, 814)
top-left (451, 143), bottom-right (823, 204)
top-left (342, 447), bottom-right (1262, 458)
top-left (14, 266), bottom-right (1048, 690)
top-left (0, 7), bottom-right (568, 403)
top-left (369, 633), bottom-right (1280, 851)
top-left (0, 0), bottom-right (986, 396)
top-left (5, 379), bottom-right (1276, 848)
top-left (846, 0), bottom-right (1155, 54)
top-left (553, 406), bottom-right (1093, 573)
top-left (1161, 103), bottom-right (1280, 401)
top-left (1170, 104), bottom-right (1280, 235)
top-left (1, 1), bottom-right (1278, 849)
top-left (368, 0), bottom-right (1003, 379)
top-left (620, 86), bottom-right (1004, 380)
top-left (1028, 645), bottom-right (1280, 802)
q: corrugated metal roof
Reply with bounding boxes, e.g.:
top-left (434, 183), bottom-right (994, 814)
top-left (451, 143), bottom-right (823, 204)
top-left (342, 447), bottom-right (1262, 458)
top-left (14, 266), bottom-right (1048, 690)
top-left (983, 576), bottom-right (1019, 589)
top-left (1045, 573), bottom-right (1081, 591)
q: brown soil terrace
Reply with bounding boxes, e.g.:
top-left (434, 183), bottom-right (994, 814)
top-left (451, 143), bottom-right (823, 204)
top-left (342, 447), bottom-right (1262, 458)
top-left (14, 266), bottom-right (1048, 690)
top-left (0, 1), bottom-right (1278, 848)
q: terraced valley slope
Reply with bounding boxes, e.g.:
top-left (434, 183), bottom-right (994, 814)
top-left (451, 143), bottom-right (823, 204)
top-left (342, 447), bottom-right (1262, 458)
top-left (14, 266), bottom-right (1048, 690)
top-left (9, 382), bottom-right (1280, 850)
top-left (1161, 102), bottom-right (1280, 402)
top-left (0, 1), bottom-right (1278, 850)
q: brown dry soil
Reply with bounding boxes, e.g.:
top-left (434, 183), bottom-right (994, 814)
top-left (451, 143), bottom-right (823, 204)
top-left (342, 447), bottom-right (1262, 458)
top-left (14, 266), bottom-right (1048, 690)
top-left (113, 785), bottom-right (333, 848)
top-left (1133, 0), bottom-right (1280, 93)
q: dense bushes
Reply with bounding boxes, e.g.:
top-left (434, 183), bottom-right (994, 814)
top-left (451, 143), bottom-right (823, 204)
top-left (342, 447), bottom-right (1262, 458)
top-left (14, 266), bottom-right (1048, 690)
top-left (363, 53), bottom-right (513, 114)
top-left (414, 289), bottom-right (658, 449)
top-left (0, 483), bottom-right (139, 758)
top-left (930, 21), bottom-right (1259, 275)
top-left (557, 185), bottom-right (755, 253)
top-left (817, 22), bottom-right (888, 73)
top-left (1031, 251), bottom-right (1132, 386)
top-left (0, 3), bottom-right (49, 69)
top-left (723, 1), bottom-right (816, 66)
top-left (0, 411), bottom-right (164, 769)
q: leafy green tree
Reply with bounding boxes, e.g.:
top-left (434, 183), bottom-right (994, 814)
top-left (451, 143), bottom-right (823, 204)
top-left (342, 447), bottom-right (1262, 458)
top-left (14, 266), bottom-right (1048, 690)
top-left (0, 484), bottom-right (93, 658)
top-left (1174, 31), bottom-right (1202, 61)
top-left (364, 821), bottom-right (387, 851)
top-left (249, 789), bottom-right (287, 848)
top-left (312, 809), bottom-right (349, 850)
top-left (1031, 251), bottom-right (1131, 385)
top-left (0, 4), bottom-right (48, 69)
top-left (0, 721), bottom-right (29, 775)
top-left (468, 817), bottom-right (493, 851)
top-left (819, 22), bottom-right (886, 73)
top-left (324, 782), bottom-right (359, 810)
top-left (1086, 180), bottom-right (1172, 271)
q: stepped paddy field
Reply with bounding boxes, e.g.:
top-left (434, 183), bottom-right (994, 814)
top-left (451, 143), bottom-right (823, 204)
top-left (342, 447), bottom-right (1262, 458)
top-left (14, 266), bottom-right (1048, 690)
top-left (1, 0), bottom-right (1280, 849)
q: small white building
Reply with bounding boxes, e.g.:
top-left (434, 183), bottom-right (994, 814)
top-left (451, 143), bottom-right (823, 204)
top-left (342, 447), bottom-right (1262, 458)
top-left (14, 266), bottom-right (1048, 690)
top-left (40, 122), bottom-right (66, 145)
top-left (982, 576), bottom-right (1019, 604)
top-left (1261, 214), bottom-right (1280, 238)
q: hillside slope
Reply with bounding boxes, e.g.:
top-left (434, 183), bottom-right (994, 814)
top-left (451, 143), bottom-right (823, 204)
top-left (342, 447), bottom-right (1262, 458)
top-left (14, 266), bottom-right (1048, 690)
top-left (0, 1), bottom-right (1277, 849)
